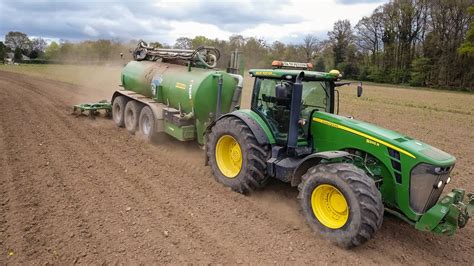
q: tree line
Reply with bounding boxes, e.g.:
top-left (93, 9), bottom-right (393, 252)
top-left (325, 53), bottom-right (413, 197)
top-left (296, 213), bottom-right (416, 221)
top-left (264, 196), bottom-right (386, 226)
top-left (1, 0), bottom-right (473, 90)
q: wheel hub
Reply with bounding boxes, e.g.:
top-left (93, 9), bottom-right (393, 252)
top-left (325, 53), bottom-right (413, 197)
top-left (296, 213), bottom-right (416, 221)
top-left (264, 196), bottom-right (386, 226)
top-left (311, 184), bottom-right (349, 229)
top-left (215, 135), bottom-right (242, 178)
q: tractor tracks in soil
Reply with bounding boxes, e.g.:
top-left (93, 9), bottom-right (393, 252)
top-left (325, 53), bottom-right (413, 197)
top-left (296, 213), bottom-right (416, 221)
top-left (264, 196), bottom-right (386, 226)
top-left (0, 71), bottom-right (472, 264)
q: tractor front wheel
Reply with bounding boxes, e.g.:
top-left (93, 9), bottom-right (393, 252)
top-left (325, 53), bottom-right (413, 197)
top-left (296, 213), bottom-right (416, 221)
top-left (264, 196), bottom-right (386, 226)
top-left (298, 163), bottom-right (383, 248)
top-left (207, 117), bottom-right (270, 194)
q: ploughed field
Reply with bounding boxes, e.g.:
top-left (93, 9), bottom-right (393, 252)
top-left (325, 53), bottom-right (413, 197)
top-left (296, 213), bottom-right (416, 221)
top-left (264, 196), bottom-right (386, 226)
top-left (0, 65), bottom-right (473, 264)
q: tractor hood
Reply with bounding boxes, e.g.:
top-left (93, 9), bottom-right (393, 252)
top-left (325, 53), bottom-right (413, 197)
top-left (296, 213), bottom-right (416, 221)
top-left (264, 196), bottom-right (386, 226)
top-left (312, 112), bottom-right (455, 166)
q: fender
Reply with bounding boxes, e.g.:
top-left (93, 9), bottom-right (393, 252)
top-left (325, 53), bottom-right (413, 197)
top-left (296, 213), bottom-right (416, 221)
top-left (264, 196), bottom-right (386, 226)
top-left (204, 110), bottom-right (275, 166)
top-left (291, 151), bottom-right (350, 186)
top-left (205, 110), bottom-right (275, 145)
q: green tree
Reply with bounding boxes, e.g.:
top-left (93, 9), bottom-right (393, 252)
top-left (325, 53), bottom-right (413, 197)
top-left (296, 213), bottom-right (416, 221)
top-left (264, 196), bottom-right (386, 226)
top-left (192, 36), bottom-right (212, 48)
top-left (328, 20), bottom-right (353, 66)
top-left (14, 47), bottom-right (23, 60)
top-left (44, 41), bottom-right (60, 60)
top-left (409, 57), bottom-right (432, 86)
top-left (458, 6), bottom-right (474, 57)
top-left (0, 42), bottom-right (5, 62)
top-left (314, 56), bottom-right (325, 71)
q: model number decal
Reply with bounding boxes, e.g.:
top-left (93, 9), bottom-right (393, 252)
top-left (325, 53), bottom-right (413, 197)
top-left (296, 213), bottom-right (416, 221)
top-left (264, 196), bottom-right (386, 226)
top-left (366, 139), bottom-right (380, 146)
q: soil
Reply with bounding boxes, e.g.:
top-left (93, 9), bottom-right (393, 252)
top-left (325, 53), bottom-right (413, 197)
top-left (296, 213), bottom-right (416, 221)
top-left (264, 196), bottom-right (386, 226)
top-left (0, 70), bottom-right (472, 264)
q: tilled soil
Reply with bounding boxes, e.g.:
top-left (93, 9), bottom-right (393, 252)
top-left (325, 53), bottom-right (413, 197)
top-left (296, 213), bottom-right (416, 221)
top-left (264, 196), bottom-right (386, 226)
top-left (0, 71), bottom-right (472, 264)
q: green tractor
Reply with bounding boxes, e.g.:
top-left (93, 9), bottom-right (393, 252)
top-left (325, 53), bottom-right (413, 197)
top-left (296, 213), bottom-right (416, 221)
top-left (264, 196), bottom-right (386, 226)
top-left (78, 42), bottom-right (472, 248)
top-left (205, 60), bottom-right (473, 247)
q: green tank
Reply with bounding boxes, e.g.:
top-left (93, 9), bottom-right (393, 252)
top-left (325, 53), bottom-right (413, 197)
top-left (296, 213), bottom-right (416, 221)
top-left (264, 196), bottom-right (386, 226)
top-left (119, 60), bottom-right (240, 144)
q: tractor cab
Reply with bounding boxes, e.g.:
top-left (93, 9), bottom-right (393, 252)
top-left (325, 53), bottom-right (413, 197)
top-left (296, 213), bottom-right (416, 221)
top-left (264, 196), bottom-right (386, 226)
top-left (249, 61), bottom-right (341, 153)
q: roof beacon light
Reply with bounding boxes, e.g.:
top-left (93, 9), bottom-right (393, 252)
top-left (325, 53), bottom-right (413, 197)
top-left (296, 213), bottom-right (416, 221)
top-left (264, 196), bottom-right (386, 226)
top-left (272, 60), bottom-right (312, 70)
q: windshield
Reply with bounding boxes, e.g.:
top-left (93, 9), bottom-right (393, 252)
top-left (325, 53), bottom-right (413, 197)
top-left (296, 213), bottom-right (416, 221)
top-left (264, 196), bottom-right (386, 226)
top-left (252, 78), bottom-right (331, 143)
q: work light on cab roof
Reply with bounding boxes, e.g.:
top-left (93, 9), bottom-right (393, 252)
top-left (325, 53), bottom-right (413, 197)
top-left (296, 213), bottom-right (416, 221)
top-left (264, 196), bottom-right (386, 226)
top-left (271, 60), bottom-right (313, 70)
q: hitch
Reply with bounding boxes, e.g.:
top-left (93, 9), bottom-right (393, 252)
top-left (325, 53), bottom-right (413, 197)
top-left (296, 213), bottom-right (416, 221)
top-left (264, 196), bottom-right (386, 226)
top-left (415, 189), bottom-right (474, 235)
top-left (73, 100), bottom-right (112, 118)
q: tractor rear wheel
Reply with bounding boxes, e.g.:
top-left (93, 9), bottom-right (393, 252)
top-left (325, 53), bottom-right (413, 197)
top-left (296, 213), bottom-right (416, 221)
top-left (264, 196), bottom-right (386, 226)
top-left (124, 100), bottom-right (142, 134)
top-left (112, 96), bottom-right (128, 127)
top-left (138, 106), bottom-right (157, 140)
top-left (207, 116), bottom-right (270, 194)
top-left (298, 163), bottom-right (383, 248)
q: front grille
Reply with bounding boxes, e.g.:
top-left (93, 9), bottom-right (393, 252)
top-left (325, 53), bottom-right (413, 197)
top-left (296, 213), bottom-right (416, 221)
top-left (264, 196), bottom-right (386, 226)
top-left (409, 163), bottom-right (453, 214)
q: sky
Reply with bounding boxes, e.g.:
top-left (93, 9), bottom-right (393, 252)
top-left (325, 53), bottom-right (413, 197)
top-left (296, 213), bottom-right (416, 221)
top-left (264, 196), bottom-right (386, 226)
top-left (0, 0), bottom-right (388, 45)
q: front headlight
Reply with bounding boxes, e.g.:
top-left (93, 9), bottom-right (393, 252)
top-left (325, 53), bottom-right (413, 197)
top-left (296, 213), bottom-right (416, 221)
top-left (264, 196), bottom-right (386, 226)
top-left (410, 163), bottom-right (453, 214)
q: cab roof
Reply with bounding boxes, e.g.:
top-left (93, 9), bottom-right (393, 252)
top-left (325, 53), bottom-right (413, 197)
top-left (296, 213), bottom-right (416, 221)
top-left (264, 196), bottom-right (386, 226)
top-left (248, 69), bottom-right (339, 81)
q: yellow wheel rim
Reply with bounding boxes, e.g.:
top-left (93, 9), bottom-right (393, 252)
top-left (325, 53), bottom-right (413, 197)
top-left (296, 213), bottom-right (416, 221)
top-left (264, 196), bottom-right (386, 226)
top-left (215, 135), bottom-right (242, 178)
top-left (311, 184), bottom-right (349, 229)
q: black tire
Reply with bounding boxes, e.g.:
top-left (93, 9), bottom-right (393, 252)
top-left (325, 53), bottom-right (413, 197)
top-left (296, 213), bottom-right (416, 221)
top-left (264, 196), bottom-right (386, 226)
top-left (207, 116), bottom-right (270, 194)
top-left (124, 100), bottom-right (142, 134)
top-left (298, 163), bottom-right (383, 248)
top-left (138, 106), bottom-right (157, 140)
top-left (112, 96), bottom-right (127, 127)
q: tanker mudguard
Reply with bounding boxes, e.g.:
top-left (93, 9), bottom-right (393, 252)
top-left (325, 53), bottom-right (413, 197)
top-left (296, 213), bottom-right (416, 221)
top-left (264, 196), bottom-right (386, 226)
top-left (291, 151), bottom-right (350, 186)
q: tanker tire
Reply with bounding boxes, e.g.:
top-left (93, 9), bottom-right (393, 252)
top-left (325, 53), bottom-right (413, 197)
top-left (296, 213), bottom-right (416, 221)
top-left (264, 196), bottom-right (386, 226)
top-left (124, 100), bottom-right (142, 134)
top-left (112, 96), bottom-right (127, 127)
top-left (138, 106), bottom-right (157, 140)
top-left (298, 163), bottom-right (384, 248)
top-left (207, 116), bottom-right (270, 194)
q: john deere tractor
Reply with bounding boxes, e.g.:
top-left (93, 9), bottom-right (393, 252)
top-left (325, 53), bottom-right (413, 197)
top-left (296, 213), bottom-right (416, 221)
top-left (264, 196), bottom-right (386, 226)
top-left (81, 42), bottom-right (472, 248)
top-left (205, 61), bottom-right (473, 247)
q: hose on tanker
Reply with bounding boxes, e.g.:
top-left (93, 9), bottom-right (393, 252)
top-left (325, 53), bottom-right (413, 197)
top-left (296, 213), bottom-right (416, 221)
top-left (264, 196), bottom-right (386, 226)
top-left (132, 40), bottom-right (220, 68)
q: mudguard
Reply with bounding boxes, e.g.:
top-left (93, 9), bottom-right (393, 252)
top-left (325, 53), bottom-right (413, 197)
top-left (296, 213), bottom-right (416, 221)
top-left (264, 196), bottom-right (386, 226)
top-left (291, 151), bottom-right (350, 186)
top-left (205, 110), bottom-right (275, 145)
top-left (204, 110), bottom-right (274, 166)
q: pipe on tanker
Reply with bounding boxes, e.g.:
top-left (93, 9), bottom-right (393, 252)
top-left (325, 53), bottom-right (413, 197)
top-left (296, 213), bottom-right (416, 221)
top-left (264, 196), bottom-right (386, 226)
top-left (229, 73), bottom-right (243, 111)
top-left (216, 76), bottom-right (223, 118)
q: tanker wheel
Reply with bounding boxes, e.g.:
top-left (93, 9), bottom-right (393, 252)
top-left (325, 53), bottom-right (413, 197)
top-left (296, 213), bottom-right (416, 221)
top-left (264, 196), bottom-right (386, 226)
top-left (298, 163), bottom-right (384, 248)
top-left (124, 100), bottom-right (142, 134)
top-left (139, 106), bottom-right (157, 140)
top-left (112, 96), bottom-right (127, 127)
top-left (207, 116), bottom-right (270, 194)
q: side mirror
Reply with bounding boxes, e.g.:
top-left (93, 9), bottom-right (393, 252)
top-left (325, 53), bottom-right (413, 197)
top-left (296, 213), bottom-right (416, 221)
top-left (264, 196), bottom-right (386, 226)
top-left (357, 82), bottom-right (363, 97)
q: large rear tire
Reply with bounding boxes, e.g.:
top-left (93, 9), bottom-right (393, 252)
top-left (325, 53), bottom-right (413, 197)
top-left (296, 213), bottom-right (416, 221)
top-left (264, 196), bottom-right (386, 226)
top-left (207, 117), bottom-right (270, 194)
top-left (124, 100), bottom-right (142, 134)
top-left (138, 106), bottom-right (157, 140)
top-left (112, 96), bottom-right (127, 127)
top-left (298, 163), bottom-right (383, 248)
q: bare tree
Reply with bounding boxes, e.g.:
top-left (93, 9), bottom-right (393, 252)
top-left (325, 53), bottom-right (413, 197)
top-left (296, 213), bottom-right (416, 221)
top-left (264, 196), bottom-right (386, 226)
top-left (301, 34), bottom-right (320, 62)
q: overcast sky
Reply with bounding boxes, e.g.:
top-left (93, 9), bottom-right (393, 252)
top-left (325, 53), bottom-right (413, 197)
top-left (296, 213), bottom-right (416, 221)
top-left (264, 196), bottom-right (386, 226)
top-left (0, 0), bottom-right (388, 45)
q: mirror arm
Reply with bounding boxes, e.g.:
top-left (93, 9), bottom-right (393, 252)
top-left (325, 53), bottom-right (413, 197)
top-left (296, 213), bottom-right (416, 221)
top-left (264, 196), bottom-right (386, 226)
top-left (334, 82), bottom-right (351, 87)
